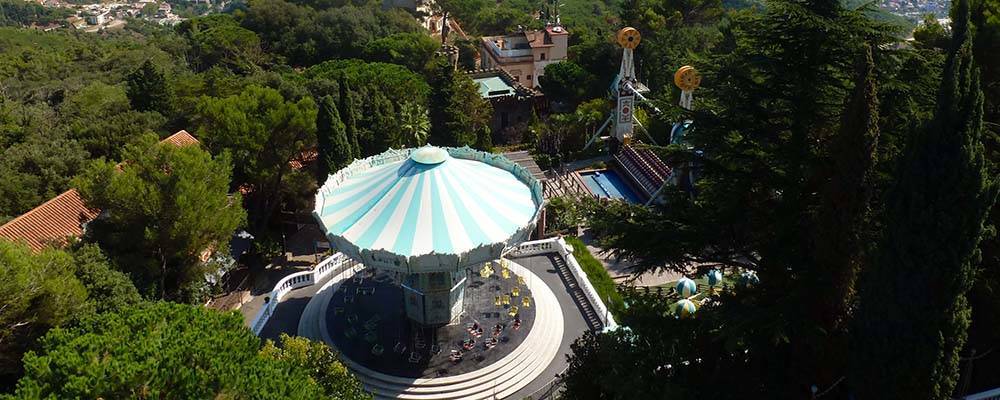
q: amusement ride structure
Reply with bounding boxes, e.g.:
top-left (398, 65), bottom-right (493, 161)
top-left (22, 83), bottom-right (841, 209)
top-left (584, 27), bottom-right (702, 153)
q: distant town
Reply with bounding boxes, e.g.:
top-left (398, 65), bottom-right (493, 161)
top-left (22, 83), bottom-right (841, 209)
top-left (880, 0), bottom-right (952, 23)
top-left (20, 0), bottom-right (953, 34)
top-left (26, 0), bottom-right (222, 32)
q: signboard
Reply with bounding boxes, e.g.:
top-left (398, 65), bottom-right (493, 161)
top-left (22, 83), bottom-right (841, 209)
top-left (616, 95), bottom-right (634, 140)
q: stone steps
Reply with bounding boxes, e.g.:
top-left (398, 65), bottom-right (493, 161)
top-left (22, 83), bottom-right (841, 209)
top-left (551, 255), bottom-right (602, 329)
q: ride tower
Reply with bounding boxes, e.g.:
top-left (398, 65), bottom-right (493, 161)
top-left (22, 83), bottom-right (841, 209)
top-left (584, 27), bottom-right (657, 152)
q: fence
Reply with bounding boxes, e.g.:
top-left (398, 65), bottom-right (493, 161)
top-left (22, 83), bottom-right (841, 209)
top-left (508, 237), bottom-right (618, 329)
top-left (965, 388), bottom-right (1000, 400)
top-left (249, 252), bottom-right (358, 335)
top-left (251, 236), bottom-right (616, 335)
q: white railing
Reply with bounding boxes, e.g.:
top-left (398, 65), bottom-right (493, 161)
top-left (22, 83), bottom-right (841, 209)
top-left (965, 388), bottom-right (1000, 400)
top-left (249, 253), bottom-right (358, 335)
top-left (508, 237), bottom-right (618, 329)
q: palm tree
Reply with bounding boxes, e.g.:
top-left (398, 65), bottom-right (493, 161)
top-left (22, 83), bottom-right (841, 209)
top-left (400, 102), bottom-right (431, 147)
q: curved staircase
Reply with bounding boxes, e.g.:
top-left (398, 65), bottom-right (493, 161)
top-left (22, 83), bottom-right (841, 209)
top-left (299, 261), bottom-right (564, 400)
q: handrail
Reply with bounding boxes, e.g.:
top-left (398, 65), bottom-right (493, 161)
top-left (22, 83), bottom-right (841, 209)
top-left (965, 388), bottom-right (1000, 400)
top-left (249, 253), bottom-right (358, 335)
top-left (507, 237), bottom-right (618, 329)
top-left (252, 237), bottom-right (619, 335)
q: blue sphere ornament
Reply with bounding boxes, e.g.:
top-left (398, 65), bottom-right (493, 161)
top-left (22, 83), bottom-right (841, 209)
top-left (738, 270), bottom-right (759, 287)
top-left (676, 277), bottom-right (698, 297)
top-left (675, 299), bottom-right (698, 318)
top-left (706, 270), bottom-right (722, 287)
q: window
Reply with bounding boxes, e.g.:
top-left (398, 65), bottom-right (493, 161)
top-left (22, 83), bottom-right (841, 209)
top-left (513, 75), bottom-right (519, 82)
top-left (527, 74), bottom-right (532, 82)
top-left (540, 53), bottom-right (546, 60)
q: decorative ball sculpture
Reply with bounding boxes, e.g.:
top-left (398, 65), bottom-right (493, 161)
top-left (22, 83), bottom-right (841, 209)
top-left (675, 299), bottom-right (697, 319)
top-left (676, 277), bottom-right (697, 297)
top-left (705, 269), bottom-right (722, 286)
top-left (738, 270), bottom-right (759, 287)
top-left (617, 27), bottom-right (641, 49)
top-left (706, 270), bottom-right (722, 287)
top-left (674, 66), bottom-right (702, 92)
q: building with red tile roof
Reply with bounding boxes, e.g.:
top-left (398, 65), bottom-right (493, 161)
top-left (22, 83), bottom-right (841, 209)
top-left (480, 24), bottom-right (569, 89)
top-left (0, 131), bottom-right (200, 252)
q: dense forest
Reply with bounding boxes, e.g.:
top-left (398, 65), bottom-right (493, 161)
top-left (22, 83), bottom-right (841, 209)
top-left (0, 0), bottom-right (999, 396)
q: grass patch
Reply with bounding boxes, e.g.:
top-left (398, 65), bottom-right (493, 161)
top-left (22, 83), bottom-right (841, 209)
top-left (564, 236), bottom-right (625, 318)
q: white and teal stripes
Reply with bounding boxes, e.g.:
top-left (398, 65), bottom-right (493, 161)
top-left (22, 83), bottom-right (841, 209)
top-left (314, 146), bottom-right (544, 273)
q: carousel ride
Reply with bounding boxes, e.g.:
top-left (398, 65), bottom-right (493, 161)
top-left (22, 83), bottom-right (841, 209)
top-left (302, 145), bottom-right (565, 399)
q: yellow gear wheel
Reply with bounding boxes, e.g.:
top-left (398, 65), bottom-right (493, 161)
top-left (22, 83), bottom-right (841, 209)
top-left (617, 27), bottom-right (641, 49)
top-left (674, 66), bottom-right (702, 91)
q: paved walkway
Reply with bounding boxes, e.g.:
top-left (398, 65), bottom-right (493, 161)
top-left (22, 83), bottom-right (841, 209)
top-left (507, 254), bottom-right (592, 399)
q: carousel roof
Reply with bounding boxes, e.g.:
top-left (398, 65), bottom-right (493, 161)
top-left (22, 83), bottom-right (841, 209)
top-left (314, 146), bottom-right (544, 272)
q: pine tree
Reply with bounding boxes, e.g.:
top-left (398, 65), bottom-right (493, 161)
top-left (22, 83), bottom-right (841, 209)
top-left (125, 60), bottom-right (172, 114)
top-left (316, 95), bottom-right (353, 178)
top-left (849, 0), bottom-right (998, 397)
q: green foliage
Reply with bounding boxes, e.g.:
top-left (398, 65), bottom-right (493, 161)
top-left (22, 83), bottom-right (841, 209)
top-left (538, 61), bottom-right (599, 107)
top-left (565, 236), bottom-right (624, 317)
top-left (438, 0), bottom-right (540, 35)
top-left (74, 135), bottom-right (246, 302)
top-left (316, 94), bottom-right (354, 177)
top-left (566, 0), bottom-right (912, 396)
top-left (427, 58), bottom-right (492, 149)
top-left (306, 60), bottom-right (430, 155)
top-left (0, 114), bottom-right (88, 221)
top-left (534, 99), bottom-right (610, 160)
top-left (0, 240), bottom-right (88, 386)
top-left (0, 0), bottom-right (72, 27)
top-left (398, 101), bottom-right (431, 148)
top-left (850, 1), bottom-right (999, 397)
top-left (126, 60), bottom-right (174, 114)
top-left (240, 0), bottom-right (424, 66)
top-left (69, 243), bottom-right (142, 315)
top-left (6, 302), bottom-right (330, 399)
top-left (454, 37), bottom-right (479, 71)
top-left (363, 32), bottom-right (440, 72)
top-left (0, 27), bottom-right (177, 102)
top-left (190, 24), bottom-right (267, 73)
top-left (913, 14), bottom-right (950, 49)
top-left (261, 334), bottom-right (371, 399)
top-left (60, 81), bottom-right (167, 160)
top-left (193, 85), bottom-right (316, 231)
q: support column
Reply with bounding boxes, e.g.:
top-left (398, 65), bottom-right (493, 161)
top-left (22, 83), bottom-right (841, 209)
top-left (402, 270), bottom-right (467, 325)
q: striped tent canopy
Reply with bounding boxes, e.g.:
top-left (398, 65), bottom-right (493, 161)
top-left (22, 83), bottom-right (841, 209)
top-left (314, 146), bottom-right (544, 273)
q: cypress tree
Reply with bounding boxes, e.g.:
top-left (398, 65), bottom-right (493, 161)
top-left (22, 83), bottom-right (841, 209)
top-left (316, 95), bottom-right (352, 178)
top-left (809, 45), bottom-right (880, 333)
top-left (850, 0), bottom-right (999, 397)
top-left (428, 57), bottom-right (457, 147)
top-left (337, 79), bottom-right (361, 158)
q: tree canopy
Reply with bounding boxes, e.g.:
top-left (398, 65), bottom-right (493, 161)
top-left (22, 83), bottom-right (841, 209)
top-left (74, 135), bottom-right (246, 302)
top-left (5, 302), bottom-right (335, 399)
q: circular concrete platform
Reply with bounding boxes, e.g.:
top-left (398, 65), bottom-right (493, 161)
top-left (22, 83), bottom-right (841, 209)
top-left (299, 259), bottom-right (564, 399)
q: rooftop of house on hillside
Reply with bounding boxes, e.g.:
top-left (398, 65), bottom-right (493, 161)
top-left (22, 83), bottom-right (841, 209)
top-left (0, 130), bottom-right (200, 252)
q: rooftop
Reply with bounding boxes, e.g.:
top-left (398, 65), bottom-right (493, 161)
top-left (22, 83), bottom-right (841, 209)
top-left (0, 189), bottom-right (99, 252)
top-left (467, 69), bottom-right (541, 101)
top-left (475, 76), bottom-right (516, 99)
top-left (0, 130), bottom-right (200, 252)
